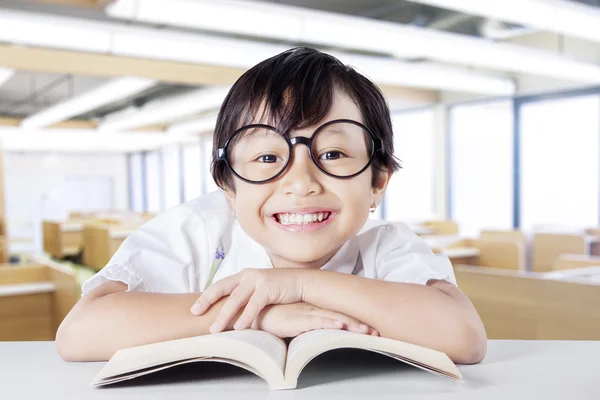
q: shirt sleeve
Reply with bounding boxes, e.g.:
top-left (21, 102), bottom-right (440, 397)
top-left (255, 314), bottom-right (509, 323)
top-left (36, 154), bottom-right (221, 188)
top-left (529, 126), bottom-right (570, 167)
top-left (364, 222), bottom-right (457, 286)
top-left (81, 205), bottom-right (208, 295)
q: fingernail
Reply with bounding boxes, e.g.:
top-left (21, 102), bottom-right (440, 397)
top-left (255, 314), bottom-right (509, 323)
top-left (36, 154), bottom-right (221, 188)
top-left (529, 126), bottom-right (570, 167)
top-left (190, 305), bottom-right (202, 315)
top-left (209, 322), bottom-right (220, 334)
top-left (234, 321), bottom-right (243, 330)
top-left (334, 320), bottom-right (343, 327)
top-left (359, 324), bottom-right (369, 332)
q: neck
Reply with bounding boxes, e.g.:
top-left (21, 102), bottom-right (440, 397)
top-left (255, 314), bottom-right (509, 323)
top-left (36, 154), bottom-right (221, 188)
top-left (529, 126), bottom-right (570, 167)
top-left (268, 246), bottom-right (340, 270)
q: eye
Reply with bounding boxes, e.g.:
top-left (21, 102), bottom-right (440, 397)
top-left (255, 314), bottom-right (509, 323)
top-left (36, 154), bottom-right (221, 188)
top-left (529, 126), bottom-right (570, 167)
top-left (318, 151), bottom-right (345, 161)
top-left (256, 154), bottom-right (282, 163)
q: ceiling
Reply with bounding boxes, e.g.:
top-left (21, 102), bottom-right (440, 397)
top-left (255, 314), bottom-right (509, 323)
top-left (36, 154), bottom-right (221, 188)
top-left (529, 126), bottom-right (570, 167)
top-left (0, 0), bottom-right (599, 124)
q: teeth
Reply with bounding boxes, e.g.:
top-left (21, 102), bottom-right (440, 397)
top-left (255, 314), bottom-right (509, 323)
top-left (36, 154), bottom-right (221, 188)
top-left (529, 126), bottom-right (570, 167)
top-left (275, 212), bottom-right (331, 225)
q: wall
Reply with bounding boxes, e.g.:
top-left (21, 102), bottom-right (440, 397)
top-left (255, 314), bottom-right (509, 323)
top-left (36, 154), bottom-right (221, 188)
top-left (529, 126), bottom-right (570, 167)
top-left (2, 152), bottom-right (128, 254)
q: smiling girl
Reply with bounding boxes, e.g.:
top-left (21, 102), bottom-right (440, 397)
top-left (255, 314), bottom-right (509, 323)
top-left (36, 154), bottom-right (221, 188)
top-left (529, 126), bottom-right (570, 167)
top-left (56, 47), bottom-right (486, 364)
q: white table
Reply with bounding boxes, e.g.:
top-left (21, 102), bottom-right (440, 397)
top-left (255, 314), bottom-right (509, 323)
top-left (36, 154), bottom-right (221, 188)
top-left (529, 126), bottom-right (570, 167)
top-left (442, 247), bottom-right (480, 259)
top-left (0, 341), bottom-right (598, 399)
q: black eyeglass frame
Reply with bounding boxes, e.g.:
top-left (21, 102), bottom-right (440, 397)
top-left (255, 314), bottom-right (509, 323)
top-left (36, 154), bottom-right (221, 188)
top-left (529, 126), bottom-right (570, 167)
top-left (216, 118), bottom-right (384, 185)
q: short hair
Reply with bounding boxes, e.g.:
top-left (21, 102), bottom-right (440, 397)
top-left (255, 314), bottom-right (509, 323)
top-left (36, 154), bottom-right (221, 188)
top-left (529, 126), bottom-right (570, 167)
top-left (211, 47), bottom-right (401, 191)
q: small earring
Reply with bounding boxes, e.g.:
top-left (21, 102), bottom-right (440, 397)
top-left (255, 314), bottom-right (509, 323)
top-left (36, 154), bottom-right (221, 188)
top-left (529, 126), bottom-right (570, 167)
top-left (369, 204), bottom-right (377, 213)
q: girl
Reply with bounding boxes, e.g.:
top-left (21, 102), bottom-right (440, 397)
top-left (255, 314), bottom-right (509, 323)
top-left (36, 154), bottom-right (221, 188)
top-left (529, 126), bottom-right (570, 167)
top-left (56, 47), bottom-right (486, 364)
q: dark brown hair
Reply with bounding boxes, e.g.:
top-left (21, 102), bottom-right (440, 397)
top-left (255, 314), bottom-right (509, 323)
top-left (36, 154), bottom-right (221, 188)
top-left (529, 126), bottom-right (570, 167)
top-left (211, 47), bottom-right (401, 191)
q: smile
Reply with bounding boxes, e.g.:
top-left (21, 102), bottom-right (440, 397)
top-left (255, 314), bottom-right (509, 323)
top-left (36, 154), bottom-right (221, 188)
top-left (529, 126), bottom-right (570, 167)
top-left (274, 212), bottom-right (331, 225)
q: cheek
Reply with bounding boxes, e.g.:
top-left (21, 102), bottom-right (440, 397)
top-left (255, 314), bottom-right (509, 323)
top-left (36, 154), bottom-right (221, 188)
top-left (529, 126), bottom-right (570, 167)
top-left (334, 175), bottom-right (373, 211)
top-left (231, 184), bottom-right (272, 221)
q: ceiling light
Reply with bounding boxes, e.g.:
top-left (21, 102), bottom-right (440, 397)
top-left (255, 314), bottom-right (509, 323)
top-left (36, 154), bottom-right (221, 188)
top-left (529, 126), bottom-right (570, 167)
top-left (0, 9), bottom-right (514, 94)
top-left (106, 0), bottom-right (600, 82)
top-left (99, 86), bottom-right (230, 132)
top-left (21, 77), bottom-right (156, 129)
top-left (168, 113), bottom-right (218, 135)
top-left (405, 0), bottom-right (600, 44)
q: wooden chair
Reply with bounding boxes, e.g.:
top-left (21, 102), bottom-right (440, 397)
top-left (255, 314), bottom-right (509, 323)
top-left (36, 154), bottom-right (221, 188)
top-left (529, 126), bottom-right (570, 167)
top-left (430, 237), bottom-right (525, 270)
top-left (532, 233), bottom-right (600, 272)
top-left (455, 266), bottom-right (600, 340)
top-left (480, 229), bottom-right (526, 248)
top-left (0, 263), bottom-right (79, 341)
top-left (42, 221), bottom-right (83, 259)
top-left (459, 238), bottom-right (524, 270)
top-left (82, 223), bottom-right (136, 271)
top-left (421, 220), bottom-right (459, 235)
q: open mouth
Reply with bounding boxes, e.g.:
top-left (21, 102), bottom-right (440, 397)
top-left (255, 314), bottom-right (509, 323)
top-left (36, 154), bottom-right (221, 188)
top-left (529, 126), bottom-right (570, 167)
top-left (273, 212), bottom-right (332, 226)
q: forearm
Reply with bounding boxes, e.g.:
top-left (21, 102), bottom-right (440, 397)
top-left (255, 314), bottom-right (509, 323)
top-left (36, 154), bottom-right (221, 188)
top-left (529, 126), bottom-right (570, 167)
top-left (302, 270), bottom-right (486, 363)
top-left (56, 285), bottom-right (235, 362)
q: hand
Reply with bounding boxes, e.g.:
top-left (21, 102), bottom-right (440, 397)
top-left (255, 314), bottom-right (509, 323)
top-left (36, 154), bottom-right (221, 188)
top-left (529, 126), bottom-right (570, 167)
top-left (253, 302), bottom-right (379, 338)
top-left (190, 268), bottom-right (309, 333)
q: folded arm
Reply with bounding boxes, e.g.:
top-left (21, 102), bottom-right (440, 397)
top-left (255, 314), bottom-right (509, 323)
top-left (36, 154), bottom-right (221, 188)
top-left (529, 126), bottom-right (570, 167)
top-left (302, 270), bottom-right (487, 364)
top-left (56, 281), bottom-right (237, 362)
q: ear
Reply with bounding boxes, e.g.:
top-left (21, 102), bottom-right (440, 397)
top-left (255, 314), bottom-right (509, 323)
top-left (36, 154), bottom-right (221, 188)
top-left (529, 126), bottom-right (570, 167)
top-left (371, 169), bottom-right (392, 208)
top-left (224, 188), bottom-right (236, 214)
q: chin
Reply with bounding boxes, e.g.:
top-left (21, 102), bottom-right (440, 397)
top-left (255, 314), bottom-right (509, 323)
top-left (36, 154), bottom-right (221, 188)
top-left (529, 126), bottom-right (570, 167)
top-left (281, 247), bottom-right (334, 265)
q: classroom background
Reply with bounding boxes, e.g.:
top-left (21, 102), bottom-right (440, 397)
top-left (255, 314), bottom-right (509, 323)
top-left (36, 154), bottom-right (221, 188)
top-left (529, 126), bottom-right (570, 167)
top-left (1, 0), bottom-right (599, 343)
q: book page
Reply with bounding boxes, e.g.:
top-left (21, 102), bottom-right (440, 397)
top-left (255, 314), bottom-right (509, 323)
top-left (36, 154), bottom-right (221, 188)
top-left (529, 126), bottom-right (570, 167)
top-left (92, 357), bottom-right (264, 387)
top-left (285, 330), bottom-right (462, 383)
top-left (219, 329), bottom-right (288, 370)
top-left (92, 330), bottom-right (288, 388)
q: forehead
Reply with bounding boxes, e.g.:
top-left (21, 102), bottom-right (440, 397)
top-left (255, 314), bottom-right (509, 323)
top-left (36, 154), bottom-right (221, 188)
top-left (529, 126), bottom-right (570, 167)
top-left (253, 89), bottom-right (364, 130)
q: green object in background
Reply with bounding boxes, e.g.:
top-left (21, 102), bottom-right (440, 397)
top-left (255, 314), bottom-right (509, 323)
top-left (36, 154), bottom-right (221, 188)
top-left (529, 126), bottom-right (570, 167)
top-left (31, 254), bottom-right (96, 297)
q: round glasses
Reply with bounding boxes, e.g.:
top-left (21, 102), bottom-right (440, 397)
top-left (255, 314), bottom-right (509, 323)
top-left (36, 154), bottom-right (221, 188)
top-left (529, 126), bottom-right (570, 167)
top-left (217, 119), bottom-right (383, 184)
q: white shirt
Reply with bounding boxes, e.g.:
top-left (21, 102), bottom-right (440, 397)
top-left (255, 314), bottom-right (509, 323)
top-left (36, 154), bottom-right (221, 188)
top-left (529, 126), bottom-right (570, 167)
top-left (81, 190), bottom-right (456, 295)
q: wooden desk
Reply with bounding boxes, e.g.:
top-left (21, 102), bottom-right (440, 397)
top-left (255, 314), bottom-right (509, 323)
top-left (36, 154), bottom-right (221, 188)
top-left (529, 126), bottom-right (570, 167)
top-left (1, 341), bottom-right (598, 399)
top-left (456, 266), bottom-right (600, 340)
top-left (427, 237), bottom-right (524, 270)
top-left (0, 263), bottom-right (79, 341)
top-left (543, 266), bottom-right (600, 285)
top-left (440, 247), bottom-right (480, 266)
top-left (552, 253), bottom-right (600, 271)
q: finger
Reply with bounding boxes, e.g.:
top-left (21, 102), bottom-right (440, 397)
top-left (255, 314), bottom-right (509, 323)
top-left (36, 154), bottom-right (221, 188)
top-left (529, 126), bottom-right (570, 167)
top-left (312, 310), bottom-right (369, 334)
top-left (234, 292), bottom-right (269, 331)
top-left (371, 329), bottom-right (380, 336)
top-left (305, 316), bottom-right (344, 332)
top-left (190, 276), bottom-right (239, 315)
top-left (209, 285), bottom-right (254, 334)
top-left (347, 322), bottom-right (370, 334)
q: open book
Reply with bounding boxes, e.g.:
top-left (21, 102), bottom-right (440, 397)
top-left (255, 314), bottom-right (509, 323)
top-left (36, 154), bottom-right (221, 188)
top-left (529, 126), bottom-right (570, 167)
top-left (92, 329), bottom-right (463, 390)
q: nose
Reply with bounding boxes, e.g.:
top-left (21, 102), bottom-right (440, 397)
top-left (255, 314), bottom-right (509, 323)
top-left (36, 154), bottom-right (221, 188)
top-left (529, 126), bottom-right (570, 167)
top-left (278, 142), bottom-right (323, 197)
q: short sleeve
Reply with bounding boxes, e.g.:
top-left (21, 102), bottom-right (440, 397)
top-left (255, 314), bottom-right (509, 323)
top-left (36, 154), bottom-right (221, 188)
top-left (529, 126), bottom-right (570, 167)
top-left (81, 205), bottom-right (208, 296)
top-left (361, 222), bottom-right (457, 286)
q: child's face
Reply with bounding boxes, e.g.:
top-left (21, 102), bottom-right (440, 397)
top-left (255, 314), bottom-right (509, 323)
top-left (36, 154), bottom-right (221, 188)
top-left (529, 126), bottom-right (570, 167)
top-left (224, 90), bottom-right (391, 269)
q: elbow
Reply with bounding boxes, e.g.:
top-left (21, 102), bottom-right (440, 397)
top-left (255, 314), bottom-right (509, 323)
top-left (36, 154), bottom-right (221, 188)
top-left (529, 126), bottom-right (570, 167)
top-left (55, 321), bottom-right (79, 362)
top-left (449, 318), bottom-right (488, 365)
top-left (55, 298), bottom-right (100, 362)
top-left (56, 317), bottom-right (107, 362)
top-left (56, 315), bottom-right (92, 362)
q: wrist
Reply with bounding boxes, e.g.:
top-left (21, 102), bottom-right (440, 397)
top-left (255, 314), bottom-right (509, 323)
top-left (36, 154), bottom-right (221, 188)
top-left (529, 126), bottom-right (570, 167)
top-left (300, 269), bottom-right (320, 304)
